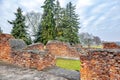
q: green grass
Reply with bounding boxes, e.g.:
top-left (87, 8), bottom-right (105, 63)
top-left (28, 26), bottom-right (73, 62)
top-left (83, 45), bottom-right (103, 49)
top-left (90, 45), bottom-right (103, 49)
top-left (56, 58), bottom-right (80, 71)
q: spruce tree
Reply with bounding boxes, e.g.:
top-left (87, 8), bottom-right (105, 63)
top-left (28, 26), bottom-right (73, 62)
top-left (40, 0), bottom-right (56, 44)
top-left (62, 2), bottom-right (80, 45)
top-left (54, 0), bottom-right (64, 40)
top-left (54, 0), bottom-right (61, 30)
top-left (8, 7), bottom-right (31, 45)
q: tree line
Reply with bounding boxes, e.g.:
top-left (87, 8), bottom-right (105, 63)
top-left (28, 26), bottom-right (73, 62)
top-left (79, 32), bottom-right (101, 46)
top-left (8, 0), bottom-right (80, 45)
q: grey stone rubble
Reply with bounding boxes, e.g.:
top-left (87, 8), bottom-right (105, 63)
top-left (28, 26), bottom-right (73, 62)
top-left (0, 61), bottom-right (80, 80)
top-left (44, 67), bottom-right (80, 80)
top-left (9, 39), bottom-right (27, 51)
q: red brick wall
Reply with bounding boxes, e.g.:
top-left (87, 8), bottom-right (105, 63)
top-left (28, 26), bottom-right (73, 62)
top-left (11, 50), bottom-right (55, 70)
top-left (103, 42), bottom-right (120, 49)
top-left (80, 49), bottom-right (120, 80)
top-left (0, 34), bottom-right (55, 70)
top-left (46, 41), bottom-right (79, 58)
top-left (24, 43), bottom-right (44, 51)
top-left (0, 34), bottom-right (14, 62)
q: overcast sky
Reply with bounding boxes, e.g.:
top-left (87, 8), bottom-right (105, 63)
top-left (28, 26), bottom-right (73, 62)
top-left (0, 0), bottom-right (120, 41)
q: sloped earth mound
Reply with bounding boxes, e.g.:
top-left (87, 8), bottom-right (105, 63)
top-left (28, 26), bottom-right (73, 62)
top-left (0, 61), bottom-right (79, 80)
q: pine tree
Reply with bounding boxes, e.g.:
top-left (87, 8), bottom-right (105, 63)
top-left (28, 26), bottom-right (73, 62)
top-left (54, 0), bottom-right (62, 30)
top-left (8, 7), bottom-right (31, 45)
top-left (62, 2), bottom-right (80, 45)
top-left (39, 0), bottom-right (56, 44)
top-left (0, 27), bottom-right (3, 33)
top-left (54, 0), bottom-right (64, 40)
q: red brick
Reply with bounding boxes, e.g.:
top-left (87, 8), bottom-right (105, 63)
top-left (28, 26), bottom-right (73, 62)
top-left (80, 49), bottom-right (120, 80)
top-left (103, 42), bottom-right (120, 49)
top-left (24, 43), bottom-right (44, 51)
top-left (46, 41), bottom-right (79, 58)
top-left (0, 34), bottom-right (14, 62)
top-left (0, 34), bottom-right (55, 71)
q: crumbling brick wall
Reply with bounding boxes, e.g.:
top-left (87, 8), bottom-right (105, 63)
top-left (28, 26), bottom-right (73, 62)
top-left (80, 49), bottom-right (120, 80)
top-left (46, 41), bottom-right (79, 58)
top-left (10, 50), bottom-right (55, 70)
top-left (0, 34), bottom-right (55, 70)
top-left (24, 43), bottom-right (44, 51)
top-left (0, 34), bottom-right (14, 62)
top-left (103, 42), bottom-right (120, 49)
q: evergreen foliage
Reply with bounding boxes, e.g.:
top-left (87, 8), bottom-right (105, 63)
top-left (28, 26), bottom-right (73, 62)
top-left (54, 0), bottom-right (63, 38)
top-left (58, 2), bottom-right (80, 44)
top-left (66, 2), bottom-right (80, 44)
top-left (37, 0), bottom-right (56, 44)
top-left (33, 0), bottom-right (80, 45)
top-left (8, 7), bottom-right (31, 45)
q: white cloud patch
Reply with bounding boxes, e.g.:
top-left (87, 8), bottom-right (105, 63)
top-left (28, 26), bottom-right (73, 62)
top-left (0, 0), bottom-right (19, 33)
top-left (76, 0), bottom-right (93, 9)
top-left (91, 3), bottom-right (107, 14)
top-left (59, 0), bottom-right (66, 7)
top-left (78, 0), bottom-right (120, 41)
top-left (19, 0), bottom-right (44, 12)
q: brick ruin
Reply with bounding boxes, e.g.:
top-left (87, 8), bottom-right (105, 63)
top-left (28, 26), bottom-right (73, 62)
top-left (103, 42), bottom-right (120, 49)
top-left (80, 49), bottom-right (120, 80)
top-left (0, 34), bottom-right (14, 62)
top-left (0, 34), bottom-right (55, 70)
top-left (24, 43), bottom-right (44, 51)
top-left (1, 34), bottom-right (120, 80)
top-left (46, 40), bottom-right (79, 58)
top-left (0, 34), bottom-right (80, 70)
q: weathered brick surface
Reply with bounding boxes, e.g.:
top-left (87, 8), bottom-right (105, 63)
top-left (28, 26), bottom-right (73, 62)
top-left (103, 42), bottom-right (120, 49)
top-left (24, 43), bottom-right (44, 51)
top-left (0, 34), bottom-right (14, 62)
top-left (80, 49), bottom-right (120, 80)
top-left (0, 34), bottom-right (55, 70)
top-left (10, 50), bottom-right (55, 70)
top-left (46, 41), bottom-right (79, 58)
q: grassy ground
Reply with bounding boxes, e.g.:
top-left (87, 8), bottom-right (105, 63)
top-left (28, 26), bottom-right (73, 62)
top-left (83, 45), bottom-right (103, 49)
top-left (90, 45), bottom-right (103, 49)
top-left (56, 58), bottom-right (80, 71)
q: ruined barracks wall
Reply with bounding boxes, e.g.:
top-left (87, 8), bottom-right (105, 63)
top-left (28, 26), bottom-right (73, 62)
top-left (11, 50), bottom-right (55, 70)
top-left (0, 34), bottom-right (14, 62)
top-left (80, 49), bottom-right (120, 80)
top-left (46, 41), bottom-right (79, 58)
top-left (0, 34), bottom-right (55, 70)
top-left (24, 43), bottom-right (44, 51)
top-left (103, 42), bottom-right (120, 49)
